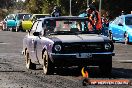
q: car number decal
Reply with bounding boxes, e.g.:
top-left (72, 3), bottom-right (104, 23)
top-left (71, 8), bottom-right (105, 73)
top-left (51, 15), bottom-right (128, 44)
top-left (76, 53), bottom-right (92, 58)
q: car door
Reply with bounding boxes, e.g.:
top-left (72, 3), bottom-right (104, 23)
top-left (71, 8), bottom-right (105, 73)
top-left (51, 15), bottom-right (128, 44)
top-left (35, 20), bottom-right (54, 65)
top-left (27, 21), bottom-right (40, 63)
top-left (117, 16), bottom-right (125, 41)
top-left (109, 17), bottom-right (120, 40)
top-left (33, 20), bottom-right (44, 64)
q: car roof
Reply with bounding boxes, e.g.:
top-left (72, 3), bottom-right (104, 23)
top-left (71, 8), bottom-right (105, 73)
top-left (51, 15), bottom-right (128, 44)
top-left (121, 14), bottom-right (132, 17)
top-left (16, 13), bottom-right (31, 14)
top-left (32, 14), bottom-right (50, 16)
top-left (37, 16), bottom-right (88, 21)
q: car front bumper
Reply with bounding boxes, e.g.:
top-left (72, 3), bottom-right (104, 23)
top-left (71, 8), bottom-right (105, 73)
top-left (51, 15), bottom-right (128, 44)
top-left (50, 52), bottom-right (115, 66)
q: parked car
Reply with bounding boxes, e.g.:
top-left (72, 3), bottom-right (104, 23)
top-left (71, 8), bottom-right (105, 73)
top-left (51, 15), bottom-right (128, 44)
top-left (0, 21), bottom-right (3, 30)
top-left (21, 14), bottom-right (50, 31)
top-left (15, 13), bottom-right (32, 32)
top-left (3, 14), bottom-right (16, 31)
top-left (108, 14), bottom-right (132, 43)
top-left (22, 16), bottom-right (115, 75)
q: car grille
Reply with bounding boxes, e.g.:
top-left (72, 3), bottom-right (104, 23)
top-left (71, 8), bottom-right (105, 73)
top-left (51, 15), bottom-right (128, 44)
top-left (61, 42), bottom-right (104, 53)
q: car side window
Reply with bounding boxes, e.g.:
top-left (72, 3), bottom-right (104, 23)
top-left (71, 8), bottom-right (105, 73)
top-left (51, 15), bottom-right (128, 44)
top-left (118, 17), bottom-right (124, 25)
top-left (36, 21), bottom-right (43, 32)
top-left (32, 16), bottom-right (37, 21)
top-left (30, 21), bottom-right (39, 35)
top-left (125, 17), bottom-right (132, 25)
top-left (114, 17), bottom-right (120, 25)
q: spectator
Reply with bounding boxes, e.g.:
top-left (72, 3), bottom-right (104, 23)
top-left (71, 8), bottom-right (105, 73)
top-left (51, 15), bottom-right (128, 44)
top-left (121, 11), bottom-right (125, 15)
top-left (51, 6), bottom-right (61, 17)
top-left (86, 4), bottom-right (102, 34)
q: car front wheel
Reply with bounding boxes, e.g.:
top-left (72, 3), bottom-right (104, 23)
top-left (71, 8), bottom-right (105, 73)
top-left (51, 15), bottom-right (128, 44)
top-left (99, 56), bottom-right (112, 76)
top-left (108, 30), bottom-right (114, 42)
top-left (124, 32), bottom-right (129, 44)
top-left (16, 26), bottom-right (19, 32)
top-left (42, 51), bottom-right (54, 75)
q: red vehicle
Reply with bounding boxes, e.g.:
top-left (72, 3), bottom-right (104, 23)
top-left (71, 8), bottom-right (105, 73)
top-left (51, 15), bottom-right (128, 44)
top-left (0, 21), bottom-right (6, 31)
top-left (0, 21), bottom-right (3, 30)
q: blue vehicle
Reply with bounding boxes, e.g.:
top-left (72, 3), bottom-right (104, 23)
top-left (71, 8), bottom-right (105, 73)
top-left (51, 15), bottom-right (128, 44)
top-left (79, 12), bottom-right (109, 36)
top-left (79, 11), bottom-right (87, 17)
top-left (4, 14), bottom-right (16, 31)
top-left (108, 14), bottom-right (132, 43)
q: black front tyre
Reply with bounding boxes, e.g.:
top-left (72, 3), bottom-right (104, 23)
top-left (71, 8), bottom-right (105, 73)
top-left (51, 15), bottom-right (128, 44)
top-left (42, 51), bottom-right (54, 75)
top-left (15, 26), bottom-right (19, 32)
top-left (124, 32), bottom-right (129, 44)
top-left (99, 56), bottom-right (112, 76)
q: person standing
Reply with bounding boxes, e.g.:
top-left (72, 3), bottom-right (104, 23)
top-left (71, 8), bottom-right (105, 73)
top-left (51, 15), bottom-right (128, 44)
top-left (86, 4), bottom-right (102, 34)
top-left (92, 8), bottom-right (102, 34)
top-left (51, 6), bottom-right (61, 17)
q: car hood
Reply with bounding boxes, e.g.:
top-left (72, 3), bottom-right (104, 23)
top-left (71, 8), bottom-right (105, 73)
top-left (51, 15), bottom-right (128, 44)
top-left (49, 34), bottom-right (106, 43)
top-left (127, 25), bottom-right (132, 29)
top-left (6, 20), bottom-right (16, 26)
top-left (126, 25), bottom-right (132, 33)
top-left (22, 20), bottom-right (33, 30)
top-left (22, 20), bottom-right (32, 23)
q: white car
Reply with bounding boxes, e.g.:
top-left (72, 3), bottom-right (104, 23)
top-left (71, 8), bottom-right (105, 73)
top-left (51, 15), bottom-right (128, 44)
top-left (23, 16), bottom-right (115, 75)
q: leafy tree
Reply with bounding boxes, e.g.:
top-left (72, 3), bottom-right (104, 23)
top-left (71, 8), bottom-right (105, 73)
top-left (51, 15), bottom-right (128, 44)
top-left (0, 0), bottom-right (15, 9)
top-left (24, 0), bottom-right (132, 19)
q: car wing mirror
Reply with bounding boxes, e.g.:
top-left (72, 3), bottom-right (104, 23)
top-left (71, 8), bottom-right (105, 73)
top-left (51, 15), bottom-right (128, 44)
top-left (33, 32), bottom-right (40, 36)
top-left (13, 18), bottom-right (16, 21)
top-left (4, 19), bottom-right (7, 21)
top-left (118, 23), bottom-right (123, 26)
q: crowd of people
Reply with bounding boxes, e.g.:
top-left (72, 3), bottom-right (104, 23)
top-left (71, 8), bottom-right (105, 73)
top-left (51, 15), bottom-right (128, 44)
top-left (51, 4), bottom-right (109, 34)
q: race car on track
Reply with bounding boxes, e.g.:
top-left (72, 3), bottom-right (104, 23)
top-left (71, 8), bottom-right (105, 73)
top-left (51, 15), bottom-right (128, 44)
top-left (22, 16), bottom-right (115, 75)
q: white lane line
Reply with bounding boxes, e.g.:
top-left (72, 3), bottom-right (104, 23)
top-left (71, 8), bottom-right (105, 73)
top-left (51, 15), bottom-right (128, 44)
top-left (112, 69), bottom-right (132, 78)
top-left (113, 60), bottom-right (132, 63)
top-left (0, 43), bottom-right (9, 45)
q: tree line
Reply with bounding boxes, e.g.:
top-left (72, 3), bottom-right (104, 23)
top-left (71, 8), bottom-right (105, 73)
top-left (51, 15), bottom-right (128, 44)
top-left (0, 0), bottom-right (132, 20)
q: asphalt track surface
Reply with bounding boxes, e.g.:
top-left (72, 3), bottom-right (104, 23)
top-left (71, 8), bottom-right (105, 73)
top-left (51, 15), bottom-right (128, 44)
top-left (0, 31), bottom-right (132, 88)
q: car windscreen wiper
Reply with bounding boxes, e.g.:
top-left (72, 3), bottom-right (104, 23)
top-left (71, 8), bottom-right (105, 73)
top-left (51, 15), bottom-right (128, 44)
top-left (48, 31), bottom-right (76, 35)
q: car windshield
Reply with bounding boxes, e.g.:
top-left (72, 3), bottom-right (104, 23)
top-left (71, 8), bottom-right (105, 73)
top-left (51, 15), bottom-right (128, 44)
top-left (17, 14), bottom-right (31, 20)
top-left (43, 18), bottom-right (96, 35)
top-left (36, 15), bottom-right (50, 19)
top-left (125, 17), bottom-right (132, 25)
top-left (23, 14), bottom-right (32, 20)
top-left (7, 14), bottom-right (15, 20)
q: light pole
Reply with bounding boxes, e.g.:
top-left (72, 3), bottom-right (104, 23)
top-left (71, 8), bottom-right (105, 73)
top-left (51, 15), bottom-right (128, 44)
top-left (99, 0), bottom-right (102, 16)
top-left (87, 0), bottom-right (89, 7)
top-left (70, 0), bottom-right (72, 16)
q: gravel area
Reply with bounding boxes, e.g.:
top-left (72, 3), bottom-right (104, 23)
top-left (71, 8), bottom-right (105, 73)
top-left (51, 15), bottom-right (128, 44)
top-left (0, 31), bottom-right (132, 88)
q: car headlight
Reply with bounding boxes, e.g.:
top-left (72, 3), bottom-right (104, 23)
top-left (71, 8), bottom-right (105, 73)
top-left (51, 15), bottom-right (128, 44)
top-left (104, 43), bottom-right (111, 50)
top-left (54, 45), bottom-right (61, 51)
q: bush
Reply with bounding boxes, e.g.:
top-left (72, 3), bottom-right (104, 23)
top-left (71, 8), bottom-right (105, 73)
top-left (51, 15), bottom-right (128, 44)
top-left (0, 8), bottom-right (8, 20)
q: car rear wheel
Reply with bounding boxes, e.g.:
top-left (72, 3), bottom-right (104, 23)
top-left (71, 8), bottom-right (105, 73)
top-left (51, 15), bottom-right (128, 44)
top-left (16, 27), bottom-right (19, 32)
top-left (25, 50), bottom-right (36, 69)
top-left (99, 56), bottom-right (112, 76)
top-left (42, 51), bottom-right (54, 75)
